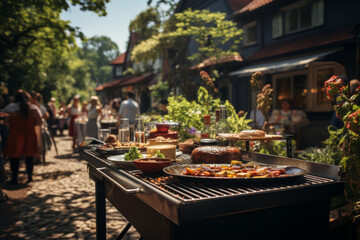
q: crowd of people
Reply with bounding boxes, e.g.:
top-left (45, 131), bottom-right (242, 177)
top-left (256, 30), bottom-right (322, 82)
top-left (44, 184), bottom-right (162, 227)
top-left (0, 90), bottom-right (142, 197)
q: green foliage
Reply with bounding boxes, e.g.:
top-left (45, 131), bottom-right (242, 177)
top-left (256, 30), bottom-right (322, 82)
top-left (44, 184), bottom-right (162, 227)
top-left (149, 79), bottom-right (169, 103)
top-left (122, 68), bottom-right (136, 77)
top-left (164, 86), bottom-right (251, 140)
top-left (251, 141), bottom-right (290, 157)
top-left (129, 7), bottom-right (161, 42)
top-left (132, 9), bottom-right (242, 66)
top-left (297, 146), bottom-right (341, 165)
top-left (320, 75), bottom-right (360, 203)
top-left (0, 0), bottom-right (109, 100)
top-left (79, 36), bottom-right (119, 84)
top-left (147, 0), bottom-right (179, 16)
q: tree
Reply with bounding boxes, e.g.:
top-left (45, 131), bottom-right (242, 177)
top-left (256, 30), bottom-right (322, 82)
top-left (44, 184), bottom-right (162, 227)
top-left (0, 0), bottom-right (110, 96)
top-left (79, 36), bottom-right (119, 84)
top-left (131, 9), bottom-right (242, 96)
top-left (129, 7), bottom-right (161, 42)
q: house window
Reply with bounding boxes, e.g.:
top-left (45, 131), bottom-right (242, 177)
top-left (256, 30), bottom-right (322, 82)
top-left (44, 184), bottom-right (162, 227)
top-left (273, 72), bottom-right (308, 110)
top-left (273, 0), bottom-right (324, 37)
top-left (272, 13), bottom-right (283, 38)
top-left (116, 65), bottom-right (122, 76)
top-left (284, 0), bottom-right (324, 34)
top-left (243, 21), bottom-right (257, 46)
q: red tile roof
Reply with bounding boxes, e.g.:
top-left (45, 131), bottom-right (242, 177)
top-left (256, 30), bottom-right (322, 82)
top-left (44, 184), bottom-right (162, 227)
top-left (235, 0), bottom-right (274, 15)
top-left (191, 55), bottom-right (243, 70)
top-left (227, 0), bottom-right (253, 12)
top-left (95, 76), bottom-right (131, 91)
top-left (95, 74), bottom-right (154, 91)
top-left (249, 25), bottom-right (357, 61)
top-left (110, 52), bottom-right (126, 65)
top-left (117, 73), bottom-right (154, 87)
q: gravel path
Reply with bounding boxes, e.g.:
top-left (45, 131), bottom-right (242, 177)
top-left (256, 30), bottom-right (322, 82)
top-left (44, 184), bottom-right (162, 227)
top-left (0, 134), bottom-right (140, 240)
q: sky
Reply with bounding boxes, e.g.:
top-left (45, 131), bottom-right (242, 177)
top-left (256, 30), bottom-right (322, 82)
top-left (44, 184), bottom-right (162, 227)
top-left (61, 0), bottom-right (150, 53)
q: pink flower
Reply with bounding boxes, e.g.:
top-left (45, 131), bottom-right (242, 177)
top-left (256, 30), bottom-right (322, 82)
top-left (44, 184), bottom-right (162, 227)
top-left (324, 75), bottom-right (345, 100)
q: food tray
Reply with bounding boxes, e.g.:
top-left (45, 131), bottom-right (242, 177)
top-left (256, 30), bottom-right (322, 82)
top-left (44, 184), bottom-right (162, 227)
top-left (163, 163), bottom-right (307, 182)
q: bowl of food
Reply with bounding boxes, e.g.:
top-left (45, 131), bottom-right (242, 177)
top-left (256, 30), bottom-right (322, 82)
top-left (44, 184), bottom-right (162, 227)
top-left (133, 158), bottom-right (173, 173)
top-left (156, 123), bottom-right (170, 133)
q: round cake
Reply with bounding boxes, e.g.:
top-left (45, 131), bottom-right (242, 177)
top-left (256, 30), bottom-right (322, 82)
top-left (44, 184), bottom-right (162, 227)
top-left (191, 146), bottom-right (241, 164)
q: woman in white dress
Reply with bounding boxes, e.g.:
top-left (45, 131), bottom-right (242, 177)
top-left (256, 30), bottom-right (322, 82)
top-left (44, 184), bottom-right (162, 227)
top-left (86, 96), bottom-right (102, 139)
top-left (67, 95), bottom-right (81, 149)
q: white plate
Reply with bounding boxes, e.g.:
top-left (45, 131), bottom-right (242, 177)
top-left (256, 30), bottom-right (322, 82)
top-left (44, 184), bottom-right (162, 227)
top-left (107, 155), bottom-right (134, 166)
top-left (176, 150), bottom-right (183, 157)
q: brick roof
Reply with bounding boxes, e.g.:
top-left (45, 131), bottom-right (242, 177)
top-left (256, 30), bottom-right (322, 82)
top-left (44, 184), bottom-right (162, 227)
top-left (117, 73), bottom-right (154, 87)
top-left (95, 73), bottom-right (154, 91)
top-left (227, 0), bottom-right (254, 12)
top-left (110, 52), bottom-right (126, 65)
top-left (236, 0), bottom-right (274, 15)
top-left (249, 25), bottom-right (358, 61)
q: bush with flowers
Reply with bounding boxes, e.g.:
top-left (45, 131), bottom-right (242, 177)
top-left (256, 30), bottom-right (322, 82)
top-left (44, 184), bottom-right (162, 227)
top-left (324, 75), bottom-right (360, 203)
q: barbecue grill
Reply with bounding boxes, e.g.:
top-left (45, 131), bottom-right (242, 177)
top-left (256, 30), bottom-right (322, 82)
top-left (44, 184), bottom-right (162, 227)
top-left (80, 149), bottom-right (344, 240)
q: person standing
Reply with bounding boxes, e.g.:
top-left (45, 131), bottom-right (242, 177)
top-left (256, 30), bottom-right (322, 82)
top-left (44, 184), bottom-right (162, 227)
top-left (118, 91), bottom-right (140, 125)
top-left (67, 95), bottom-right (81, 149)
top-left (2, 90), bottom-right (42, 184)
top-left (86, 96), bottom-right (102, 139)
top-left (48, 97), bottom-right (57, 117)
top-left (118, 92), bottom-right (140, 140)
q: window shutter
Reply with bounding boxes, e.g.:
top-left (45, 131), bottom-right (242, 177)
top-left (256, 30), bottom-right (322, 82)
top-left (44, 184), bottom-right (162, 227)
top-left (272, 13), bottom-right (283, 38)
top-left (312, 0), bottom-right (324, 26)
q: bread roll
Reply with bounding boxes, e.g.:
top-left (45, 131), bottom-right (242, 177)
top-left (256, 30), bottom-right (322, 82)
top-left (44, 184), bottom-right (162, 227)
top-left (191, 146), bottom-right (241, 164)
top-left (238, 130), bottom-right (265, 138)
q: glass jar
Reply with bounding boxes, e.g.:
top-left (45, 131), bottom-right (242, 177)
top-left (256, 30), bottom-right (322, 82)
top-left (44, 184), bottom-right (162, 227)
top-left (119, 118), bottom-right (130, 143)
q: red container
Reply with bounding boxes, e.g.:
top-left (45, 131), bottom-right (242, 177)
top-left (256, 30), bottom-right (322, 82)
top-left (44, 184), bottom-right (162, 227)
top-left (156, 124), bottom-right (170, 133)
top-left (133, 158), bottom-right (173, 173)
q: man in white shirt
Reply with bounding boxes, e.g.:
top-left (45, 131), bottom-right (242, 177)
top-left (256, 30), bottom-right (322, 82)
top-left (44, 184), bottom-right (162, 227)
top-left (118, 91), bottom-right (140, 126)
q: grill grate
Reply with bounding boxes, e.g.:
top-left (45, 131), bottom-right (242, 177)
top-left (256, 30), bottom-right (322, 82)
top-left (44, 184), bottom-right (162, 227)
top-left (88, 150), bottom-right (336, 202)
top-left (130, 170), bottom-right (335, 201)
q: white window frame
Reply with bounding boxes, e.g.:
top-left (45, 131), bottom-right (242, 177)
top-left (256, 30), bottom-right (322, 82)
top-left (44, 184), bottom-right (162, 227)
top-left (243, 21), bottom-right (257, 46)
top-left (272, 12), bottom-right (283, 38)
top-left (281, 0), bottom-right (324, 35)
top-left (115, 65), bottom-right (123, 76)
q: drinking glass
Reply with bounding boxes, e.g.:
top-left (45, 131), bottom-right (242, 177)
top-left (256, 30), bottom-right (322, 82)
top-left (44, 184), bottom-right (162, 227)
top-left (119, 118), bottom-right (130, 143)
top-left (99, 129), bottom-right (111, 142)
top-left (134, 117), bottom-right (145, 143)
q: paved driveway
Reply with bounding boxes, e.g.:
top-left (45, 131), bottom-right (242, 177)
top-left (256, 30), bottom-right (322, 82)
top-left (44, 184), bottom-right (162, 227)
top-left (0, 134), bottom-right (140, 240)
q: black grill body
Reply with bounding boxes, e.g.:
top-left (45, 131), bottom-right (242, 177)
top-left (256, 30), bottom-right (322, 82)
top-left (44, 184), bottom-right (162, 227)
top-left (81, 149), bottom-right (344, 240)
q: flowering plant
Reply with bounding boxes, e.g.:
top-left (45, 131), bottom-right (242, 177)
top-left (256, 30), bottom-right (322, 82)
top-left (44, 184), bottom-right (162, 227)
top-left (200, 70), bottom-right (219, 94)
top-left (324, 75), bottom-right (360, 202)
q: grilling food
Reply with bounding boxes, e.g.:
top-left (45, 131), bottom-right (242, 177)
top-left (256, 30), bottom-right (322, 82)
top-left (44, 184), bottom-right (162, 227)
top-left (182, 161), bottom-right (288, 178)
top-left (191, 146), bottom-right (241, 164)
top-left (98, 135), bottom-right (147, 150)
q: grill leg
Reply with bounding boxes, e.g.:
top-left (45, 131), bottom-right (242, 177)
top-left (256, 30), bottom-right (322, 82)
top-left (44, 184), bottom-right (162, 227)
top-left (116, 222), bottom-right (132, 240)
top-left (285, 135), bottom-right (294, 158)
top-left (96, 179), bottom-right (106, 240)
top-left (245, 141), bottom-right (250, 151)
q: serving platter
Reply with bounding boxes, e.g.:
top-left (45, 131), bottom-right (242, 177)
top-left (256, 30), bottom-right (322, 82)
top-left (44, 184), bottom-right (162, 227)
top-left (217, 133), bottom-right (283, 141)
top-left (96, 147), bottom-right (147, 155)
top-left (107, 150), bottom-right (183, 167)
top-left (163, 163), bottom-right (307, 182)
top-left (107, 154), bottom-right (134, 166)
